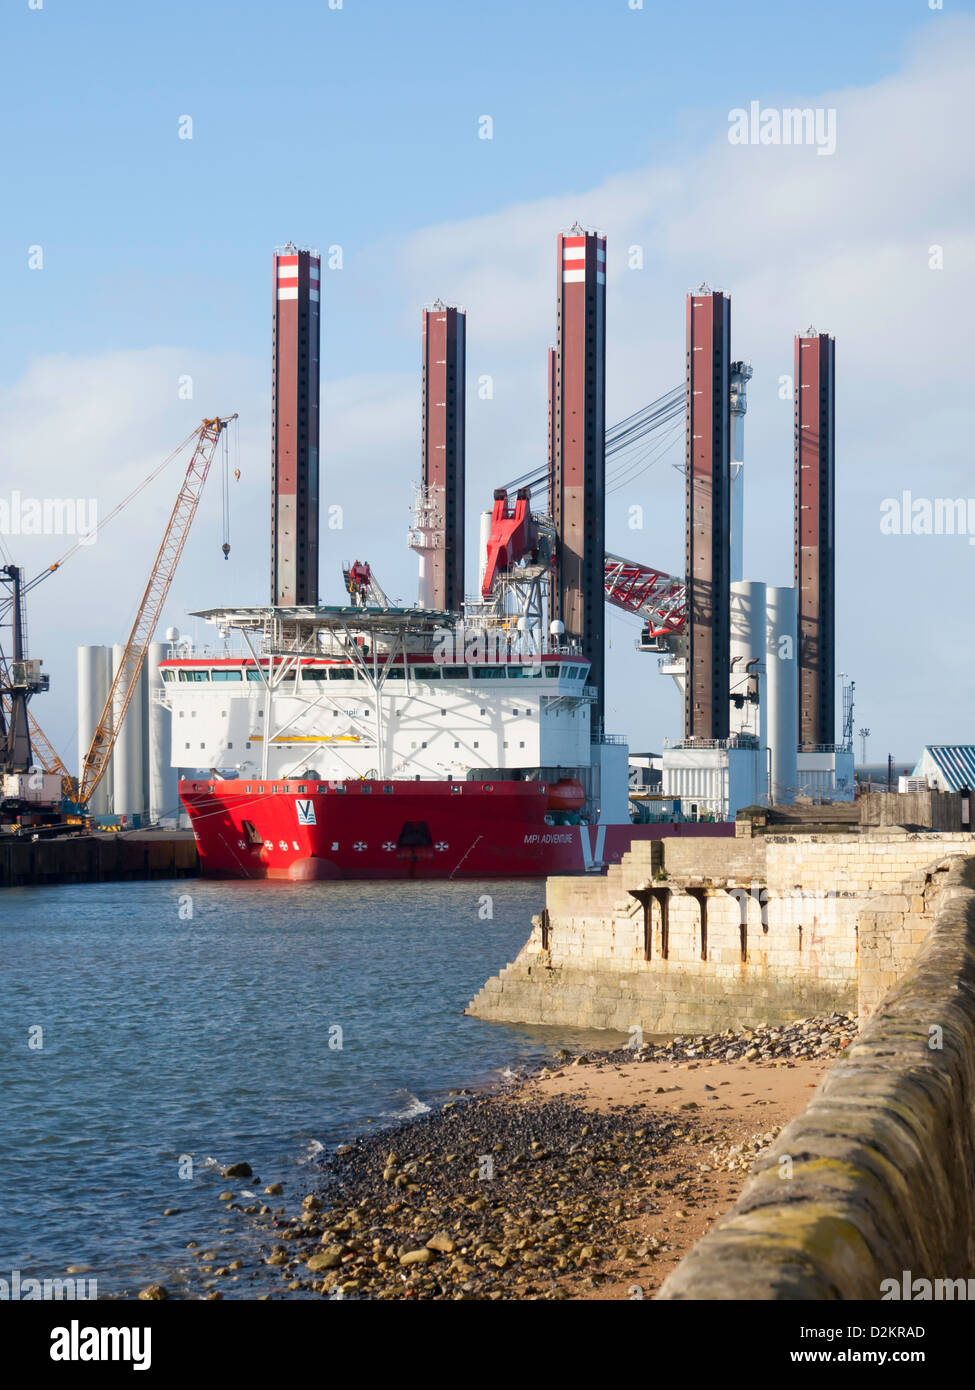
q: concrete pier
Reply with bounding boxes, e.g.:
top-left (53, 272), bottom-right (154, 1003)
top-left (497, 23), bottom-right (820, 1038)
top-left (0, 831), bottom-right (198, 889)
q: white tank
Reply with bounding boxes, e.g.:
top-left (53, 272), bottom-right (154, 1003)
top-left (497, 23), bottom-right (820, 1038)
top-left (729, 580), bottom-right (767, 767)
top-left (730, 463), bottom-right (744, 584)
top-left (111, 643), bottom-right (147, 821)
top-left (77, 645), bottom-right (112, 815)
top-left (766, 586), bottom-right (798, 806)
top-left (146, 641), bottom-right (178, 823)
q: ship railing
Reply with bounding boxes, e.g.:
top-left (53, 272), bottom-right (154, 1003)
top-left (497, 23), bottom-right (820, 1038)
top-left (663, 734), bottom-right (761, 750)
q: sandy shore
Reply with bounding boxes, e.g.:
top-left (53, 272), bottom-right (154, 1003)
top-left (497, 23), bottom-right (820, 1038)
top-left (159, 1015), bottom-right (851, 1301)
top-left (521, 1052), bottom-right (831, 1298)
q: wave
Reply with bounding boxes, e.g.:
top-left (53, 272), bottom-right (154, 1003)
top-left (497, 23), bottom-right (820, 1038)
top-left (384, 1092), bottom-right (431, 1120)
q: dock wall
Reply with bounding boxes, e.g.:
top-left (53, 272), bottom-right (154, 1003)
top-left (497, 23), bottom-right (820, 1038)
top-left (657, 855), bottom-right (975, 1299)
top-left (0, 834), bottom-right (198, 889)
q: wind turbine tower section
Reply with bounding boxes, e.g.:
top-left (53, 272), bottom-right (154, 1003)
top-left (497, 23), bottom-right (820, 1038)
top-left (548, 225), bottom-right (607, 730)
top-left (271, 244), bottom-right (321, 607)
top-left (684, 287), bottom-right (732, 742)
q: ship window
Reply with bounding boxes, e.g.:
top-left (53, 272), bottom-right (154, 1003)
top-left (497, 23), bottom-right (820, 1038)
top-left (383, 784), bottom-right (393, 793)
top-left (451, 784), bottom-right (461, 794)
top-left (227, 742), bottom-right (233, 749)
top-left (246, 670), bottom-right (264, 682)
top-left (442, 667), bottom-right (467, 679)
top-left (180, 670), bottom-right (209, 682)
top-left (512, 709), bottom-right (519, 716)
top-left (212, 670), bottom-right (243, 681)
top-left (454, 742), bottom-right (459, 748)
top-left (441, 709), bottom-right (447, 715)
top-left (336, 784), bottom-right (346, 793)
top-left (504, 741), bottom-right (508, 748)
top-left (178, 711), bottom-right (184, 718)
top-left (246, 785), bottom-right (252, 793)
top-left (200, 743), bottom-right (205, 748)
top-left (330, 669), bottom-right (355, 680)
top-left (257, 785), bottom-right (264, 793)
top-left (421, 742), bottom-right (427, 748)
top-left (246, 742), bottom-right (251, 749)
top-left (520, 741), bottom-right (525, 748)
top-left (185, 742), bottom-right (190, 749)
top-left (414, 667), bottom-right (440, 680)
top-left (362, 785), bottom-right (372, 794)
top-left (473, 666), bottom-right (505, 678)
top-left (303, 668), bottom-right (330, 680)
top-left (317, 784), bottom-right (329, 793)
top-left (161, 670), bottom-right (173, 682)
top-left (384, 668), bottom-right (405, 679)
top-left (473, 741), bottom-right (479, 749)
top-left (297, 785), bottom-right (307, 793)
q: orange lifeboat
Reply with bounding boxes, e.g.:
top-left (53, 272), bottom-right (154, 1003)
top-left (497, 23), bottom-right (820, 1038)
top-left (546, 778), bottom-right (586, 813)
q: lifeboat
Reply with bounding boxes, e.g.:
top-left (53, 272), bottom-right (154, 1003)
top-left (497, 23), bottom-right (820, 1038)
top-left (546, 778), bottom-right (586, 813)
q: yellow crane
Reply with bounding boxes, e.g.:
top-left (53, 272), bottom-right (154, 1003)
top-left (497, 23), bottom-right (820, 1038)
top-left (78, 415), bottom-right (237, 807)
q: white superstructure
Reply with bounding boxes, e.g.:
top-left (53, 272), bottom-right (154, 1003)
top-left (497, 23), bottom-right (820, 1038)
top-left (158, 607), bottom-right (597, 789)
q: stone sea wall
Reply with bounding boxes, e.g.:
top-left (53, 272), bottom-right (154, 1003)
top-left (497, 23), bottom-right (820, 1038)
top-left (467, 831), bottom-right (975, 1034)
top-left (657, 855), bottom-right (975, 1299)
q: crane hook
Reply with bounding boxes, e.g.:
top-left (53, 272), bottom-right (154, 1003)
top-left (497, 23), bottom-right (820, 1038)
top-left (222, 542), bottom-right (230, 561)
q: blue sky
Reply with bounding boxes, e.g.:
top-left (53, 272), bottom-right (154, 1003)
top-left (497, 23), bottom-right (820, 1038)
top-left (1, 0), bottom-right (953, 377)
top-left (2, 0), bottom-right (973, 769)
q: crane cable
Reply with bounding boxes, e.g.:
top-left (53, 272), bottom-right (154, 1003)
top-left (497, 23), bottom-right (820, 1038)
top-left (18, 426), bottom-right (201, 601)
top-left (500, 383), bottom-right (686, 501)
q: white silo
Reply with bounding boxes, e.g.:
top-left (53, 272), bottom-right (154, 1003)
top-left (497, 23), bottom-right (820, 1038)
top-left (766, 586), bottom-right (798, 806)
top-left (111, 643), bottom-right (147, 821)
top-left (146, 641), bottom-right (178, 823)
top-left (77, 645), bottom-right (113, 815)
top-left (729, 580), bottom-right (767, 756)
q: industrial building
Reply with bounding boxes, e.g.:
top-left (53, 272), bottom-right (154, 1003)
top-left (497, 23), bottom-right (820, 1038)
top-left (911, 747), bottom-right (975, 793)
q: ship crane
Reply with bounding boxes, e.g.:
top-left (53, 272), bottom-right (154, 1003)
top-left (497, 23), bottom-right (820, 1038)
top-left (342, 560), bottom-right (391, 609)
top-left (78, 415), bottom-right (237, 807)
top-left (480, 488), bottom-right (687, 651)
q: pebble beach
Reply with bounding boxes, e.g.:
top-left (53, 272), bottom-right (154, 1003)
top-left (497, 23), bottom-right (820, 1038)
top-left (146, 1012), bottom-right (856, 1300)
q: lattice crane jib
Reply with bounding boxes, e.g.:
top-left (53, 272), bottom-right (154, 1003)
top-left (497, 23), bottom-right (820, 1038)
top-left (79, 416), bottom-right (236, 806)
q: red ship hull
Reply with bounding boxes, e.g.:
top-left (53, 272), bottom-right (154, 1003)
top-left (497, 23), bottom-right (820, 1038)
top-left (179, 777), bottom-right (732, 880)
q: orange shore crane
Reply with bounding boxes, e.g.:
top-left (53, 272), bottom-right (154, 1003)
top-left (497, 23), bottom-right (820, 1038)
top-left (77, 415), bottom-right (237, 807)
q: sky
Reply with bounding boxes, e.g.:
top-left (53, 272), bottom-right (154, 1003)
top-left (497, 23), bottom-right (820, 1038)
top-left (1, 0), bottom-right (973, 772)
